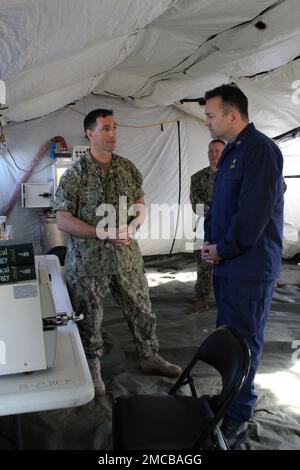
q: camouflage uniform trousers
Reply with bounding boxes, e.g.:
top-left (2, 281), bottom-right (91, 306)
top-left (194, 250), bottom-right (212, 299)
top-left (66, 265), bottom-right (159, 360)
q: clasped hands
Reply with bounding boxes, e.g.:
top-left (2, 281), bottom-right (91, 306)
top-left (105, 224), bottom-right (135, 246)
top-left (201, 241), bottom-right (222, 265)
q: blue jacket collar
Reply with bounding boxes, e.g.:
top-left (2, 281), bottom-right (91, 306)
top-left (216, 123), bottom-right (255, 169)
top-left (231, 122), bottom-right (255, 148)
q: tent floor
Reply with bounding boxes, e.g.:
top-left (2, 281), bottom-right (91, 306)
top-left (1, 255), bottom-right (300, 450)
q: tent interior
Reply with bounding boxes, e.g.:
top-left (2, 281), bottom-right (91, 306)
top-left (1, 255), bottom-right (300, 450)
top-left (0, 0), bottom-right (300, 450)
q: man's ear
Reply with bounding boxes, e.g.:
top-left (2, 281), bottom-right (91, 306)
top-left (230, 108), bottom-right (240, 123)
top-left (86, 128), bottom-right (93, 140)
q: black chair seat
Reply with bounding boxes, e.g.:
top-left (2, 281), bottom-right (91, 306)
top-left (113, 394), bottom-right (214, 450)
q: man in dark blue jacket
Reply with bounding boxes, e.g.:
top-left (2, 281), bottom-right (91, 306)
top-left (202, 84), bottom-right (284, 448)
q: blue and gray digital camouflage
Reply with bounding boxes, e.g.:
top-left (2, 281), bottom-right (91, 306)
top-left (54, 151), bottom-right (159, 359)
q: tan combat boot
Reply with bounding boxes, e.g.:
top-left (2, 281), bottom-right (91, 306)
top-left (140, 354), bottom-right (182, 378)
top-left (191, 297), bottom-right (209, 314)
top-left (88, 357), bottom-right (106, 397)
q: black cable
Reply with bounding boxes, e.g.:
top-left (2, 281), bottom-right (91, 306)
top-left (5, 146), bottom-right (55, 174)
top-left (168, 120), bottom-right (182, 258)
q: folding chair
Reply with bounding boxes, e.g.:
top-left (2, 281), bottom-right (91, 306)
top-left (112, 325), bottom-right (251, 450)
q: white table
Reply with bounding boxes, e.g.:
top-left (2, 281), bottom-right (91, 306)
top-left (0, 255), bottom-right (94, 417)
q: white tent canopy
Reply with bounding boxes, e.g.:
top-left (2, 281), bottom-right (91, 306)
top-left (0, 0), bottom-right (300, 254)
top-left (1, 0), bottom-right (299, 134)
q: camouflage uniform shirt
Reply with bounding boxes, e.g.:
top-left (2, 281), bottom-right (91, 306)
top-left (190, 166), bottom-right (215, 216)
top-left (190, 166), bottom-right (215, 298)
top-left (54, 151), bottom-right (144, 279)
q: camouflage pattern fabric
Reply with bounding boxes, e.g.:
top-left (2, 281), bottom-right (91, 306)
top-left (190, 166), bottom-right (215, 299)
top-left (283, 178), bottom-right (287, 193)
top-left (67, 265), bottom-right (159, 358)
top-left (190, 166), bottom-right (215, 216)
top-left (54, 151), bottom-right (159, 358)
top-left (194, 250), bottom-right (212, 298)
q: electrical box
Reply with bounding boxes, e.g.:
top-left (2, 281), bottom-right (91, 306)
top-left (0, 245), bottom-right (48, 377)
top-left (72, 145), bottom-right (89, 160)
top-left (21, 182), bottom-right (54, 208)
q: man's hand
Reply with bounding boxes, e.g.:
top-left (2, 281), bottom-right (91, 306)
top-left (107, 225), bottom-right (132, 246)
top-left (201, 242), bottom-right (222, 264)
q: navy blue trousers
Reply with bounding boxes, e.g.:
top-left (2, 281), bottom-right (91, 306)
top-left (213, 276), bottom-right (275, 422)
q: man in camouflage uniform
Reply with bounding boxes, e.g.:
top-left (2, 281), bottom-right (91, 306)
top-left (189, 139), bottom-right (225, 313)
top-left (54, 109), bottom-right (182, 396)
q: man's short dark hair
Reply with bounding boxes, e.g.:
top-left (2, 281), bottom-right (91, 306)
top-left (205, 84), bottom-right (249, 121)
top-left (84, 108), bottom-right (113, 135)
top-left (209, 138), bottom-right (226, 146)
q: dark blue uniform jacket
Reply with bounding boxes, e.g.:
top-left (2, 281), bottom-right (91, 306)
top-left (204, 123), bottom-right (283, 281)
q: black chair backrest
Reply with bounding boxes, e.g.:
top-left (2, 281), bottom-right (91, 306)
top-left (195, 326), bottom-right (250, 409)
top-left (183, 326), bottom-right (251, 449)
top-left (112, 325), bottom-right (250, 450)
